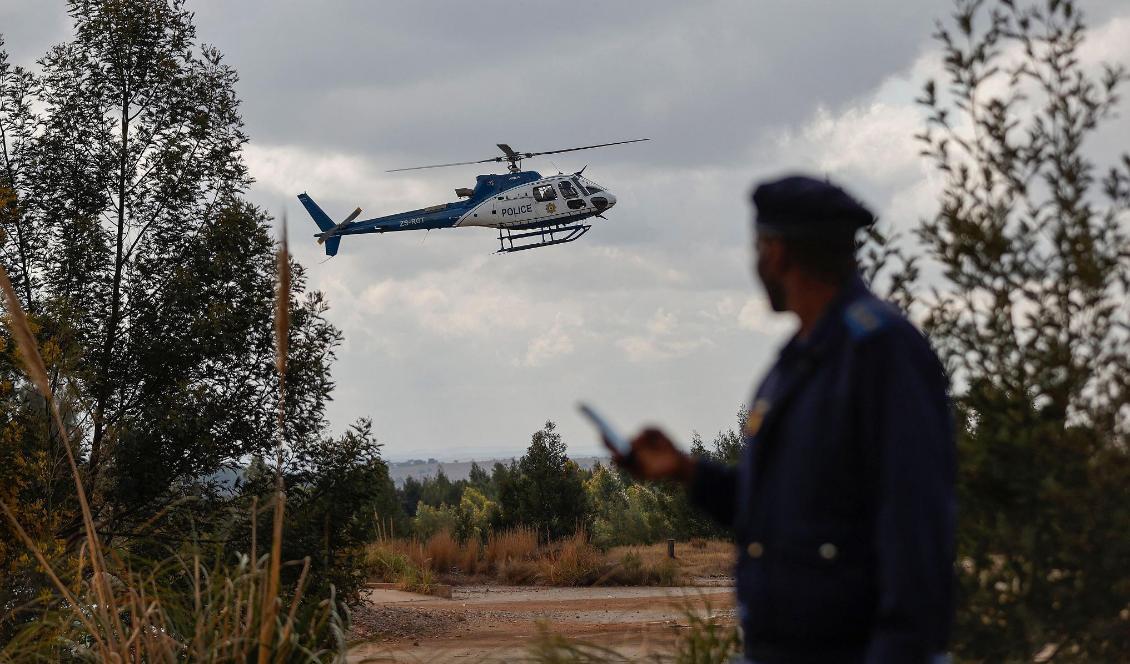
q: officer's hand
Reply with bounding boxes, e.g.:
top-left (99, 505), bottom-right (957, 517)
top-left (615, 427), bottom-right (695, 485)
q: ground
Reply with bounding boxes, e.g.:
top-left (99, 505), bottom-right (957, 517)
top-left (348, 584), bottom-right (736, 662)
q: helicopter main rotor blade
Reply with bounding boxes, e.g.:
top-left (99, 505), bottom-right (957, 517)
top-left (386, 157), bottom-right (501, 173)
top-left (385, 138), bottom-right (649, 173)
top-left (521, 138), bottom-right (650, 159)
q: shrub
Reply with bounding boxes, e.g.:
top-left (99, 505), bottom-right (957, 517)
top-left (538, 530), bottom-right (601, 586)
top-left (365, 542), bottom-right (414, 583)
top-left (397, 564), bottom-right (435, 595)
top-left (413, 501), bottom-right (459, 540)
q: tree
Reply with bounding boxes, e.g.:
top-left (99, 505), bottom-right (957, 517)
top-left (0, 0), bottom-right (340, 537)
top-left (498, 421), bottom-right (590, 541)
top-left (455, 486), bottom-right (497, 541)
top-left (418, 467), bottom-right (463, 508)
top-left (467, 461), bottom-right (494, 498)
top-left (0, 40), bottom-right (41, 307)
top-left (915, 1), bottom-right (1130, 658)
top-left (239, 419), bottom-right (402, 603)
top-left (399, 476), bottom-right (423, 517)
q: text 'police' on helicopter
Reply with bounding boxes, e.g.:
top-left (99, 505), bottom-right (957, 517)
top-left (298, 139), bottom-right (648, 255)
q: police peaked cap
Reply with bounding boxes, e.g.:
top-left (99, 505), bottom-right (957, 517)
top-left (752, 175), bottom-right (875, 238)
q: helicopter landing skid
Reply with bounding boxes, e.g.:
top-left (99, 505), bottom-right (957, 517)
top-left (496, 222), bottom-right (591, 253)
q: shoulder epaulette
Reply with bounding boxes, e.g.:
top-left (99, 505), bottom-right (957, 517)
top-left (844, 299), bottom-right (893, 340)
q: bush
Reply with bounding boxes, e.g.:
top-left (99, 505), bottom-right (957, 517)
top-left (537, 531), bottom-right (602, 586)
top-left (396, 564), bottom-right (436, 595)
top-left (603, 550), bottom-right (683, 586)
top-left (413, 501), bottom-right (459, 540)
top-left (365, 543), bottom-right (414, 583)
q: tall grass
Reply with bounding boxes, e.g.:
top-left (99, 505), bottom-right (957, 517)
top-left (0, 226), bottom-right (349, 662)
top-left (484, 525), bottom-right (538, 568)
top-left (537, 530), bottom-right (602, 586)
top-left (363, 526), bottom-right (690, 588)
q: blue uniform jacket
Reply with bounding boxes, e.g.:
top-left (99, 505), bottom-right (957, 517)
top-left (690, 276), bottom-right (955, 663)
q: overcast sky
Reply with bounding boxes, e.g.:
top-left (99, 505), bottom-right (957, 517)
top-left (2, 1), bottom-right (1128, 461)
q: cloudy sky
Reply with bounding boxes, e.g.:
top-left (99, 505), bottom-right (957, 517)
top-left (2, 1), bottom-right (1128, 460)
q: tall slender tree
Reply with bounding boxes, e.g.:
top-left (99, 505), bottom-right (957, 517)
top-left (0, 0), bottom-right (340, 536)
top-left (916, 0), bottom-right (1130, 658)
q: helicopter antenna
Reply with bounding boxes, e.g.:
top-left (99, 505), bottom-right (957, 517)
top-left (386, 138), bottom-right (649, 174)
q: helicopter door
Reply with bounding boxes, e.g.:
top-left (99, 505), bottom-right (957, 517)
top-left (495, 189), bottom-right (537, 226)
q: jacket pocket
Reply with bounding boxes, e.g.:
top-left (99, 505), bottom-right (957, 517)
top-left (766, 531), bottom-right (876, 642)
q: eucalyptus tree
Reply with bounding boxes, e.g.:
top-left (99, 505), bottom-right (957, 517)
top-left (0, 0), bottom-right (339, 536)
top-left (916, 0), bottom-right (1130, 658)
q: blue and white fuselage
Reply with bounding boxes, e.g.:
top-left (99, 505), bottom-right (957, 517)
top-left (298, 170), bottom-right (616, 256)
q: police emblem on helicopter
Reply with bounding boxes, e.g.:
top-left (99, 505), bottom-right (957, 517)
top-left (298, 139), bottom-right (648, 256)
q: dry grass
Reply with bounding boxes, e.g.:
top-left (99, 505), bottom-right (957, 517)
top-left (606, 539), bottom-right (734, 579)
top-left (424, 529), bottom-right (458, 572)
top-left (537, 530), bottom-right (602, 586)
top-left (363, 531), bottom-right (733, 589)
top-left (485, 525), bottom-right (539, 568)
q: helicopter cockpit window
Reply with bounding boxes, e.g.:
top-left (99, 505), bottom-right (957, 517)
top-left (558, 180), bottom-right (580, 199)
top-left (533, 185), bottom-right (558, 202)
top-left (579, 179), bottom-right (603, 195)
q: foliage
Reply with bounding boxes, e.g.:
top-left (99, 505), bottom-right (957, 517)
top-left (398, 475), bottom-right (423, 517)
top-left (496, 421), bottom-right (591, 541)
top-left (0, 0), bottom-right (363, 631)
top-left (467, 460), bottom-right (494, 497)
top-left (456, 486), bottom-right (498, 541)
top-left (0, 226), bottom-right (347, 660)
top-left (916, 0), bottom-right (1130, 659)
top-left (586, 464), bottom-right (673, 548)
top-left (418, 467), bottom-right (462, 508)
top-left (2, 502), bottom-right (350, 663)
top-left (0, 0), bottom-right (342, 539)
top-left (412, 502), bottom-right (460, 541)
top-left (238, 418), bottom-right (403, 605)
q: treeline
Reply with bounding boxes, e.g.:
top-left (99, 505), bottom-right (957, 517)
top-left (391, 416), bottom-right (744, 548)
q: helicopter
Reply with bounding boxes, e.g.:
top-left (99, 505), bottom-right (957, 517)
top-left (297, 139), bottom-right (648, 255)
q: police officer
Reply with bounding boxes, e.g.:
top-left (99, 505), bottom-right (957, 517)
top-left (618, 175), bottom-right (956, 663)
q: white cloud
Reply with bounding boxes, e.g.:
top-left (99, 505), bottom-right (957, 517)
top-left (244, 143), bottom-right (442, 217)
top-left (523, 313), bottom-right (583, 368)
top-left (737, 296), bottom-right (794, 336)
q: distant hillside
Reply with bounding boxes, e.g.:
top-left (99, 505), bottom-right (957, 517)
top-left (388, 456), bottom-right (606, 486)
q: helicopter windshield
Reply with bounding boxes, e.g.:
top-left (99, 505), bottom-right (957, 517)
top-left (577, 177), bottom-right (604, 195)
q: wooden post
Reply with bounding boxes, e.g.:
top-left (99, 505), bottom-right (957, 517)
top-left (667, 538), bottom-right (675, 559)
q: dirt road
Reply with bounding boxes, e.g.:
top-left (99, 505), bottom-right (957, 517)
top-left (348, 584), bottom-right (736, 662)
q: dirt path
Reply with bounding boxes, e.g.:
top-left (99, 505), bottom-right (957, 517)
top-left (348, 584), bottom-right (736, 662)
